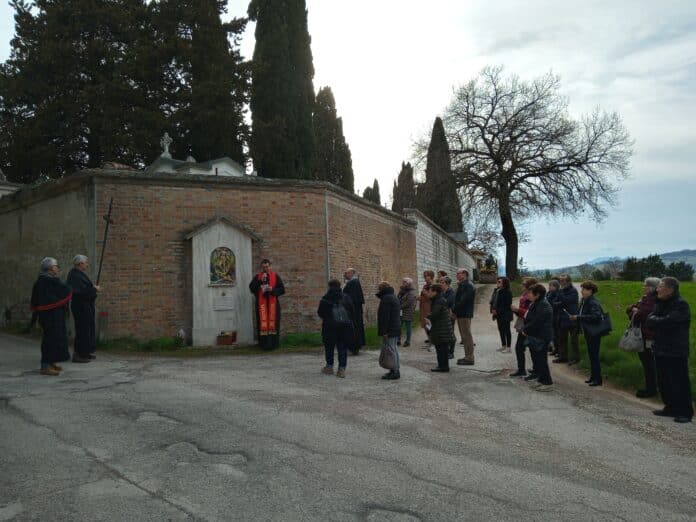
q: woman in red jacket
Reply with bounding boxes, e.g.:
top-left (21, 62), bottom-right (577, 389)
top-left (626, 277), bottom-right (660, 398)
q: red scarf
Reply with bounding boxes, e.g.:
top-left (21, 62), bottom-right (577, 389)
top-left (256, 270), bottom-right (278, 335)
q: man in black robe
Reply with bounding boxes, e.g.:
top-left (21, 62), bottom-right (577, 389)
top-left (30, 257), bottom-right (72, 375)
top-left (249, 259), bottom-right (286, 349)
top-left (343, 268), bottom-right (366, 355)
top-left (67, 255), bottom-right (100, 362)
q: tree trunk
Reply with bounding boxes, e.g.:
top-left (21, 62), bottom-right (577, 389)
top-left (499, 200), bottom-right (519, 280)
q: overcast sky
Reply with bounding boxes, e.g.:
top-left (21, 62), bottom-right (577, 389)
top-left (1, 1), bottom-right (695, 269)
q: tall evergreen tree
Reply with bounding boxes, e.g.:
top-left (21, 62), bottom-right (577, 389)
top-left (153, 0), bottom-right (248, 164)
top-left (0, 0), bottom-right (156, 182)
top-left (391, 161), bottom-right (417, 213)
top-left (312, 86), bottom-right (353, 191)
top-left (248, 0), bottom-right (315, 179)
top-left (362, 179), bottom-right (381, 205)
top-left (418, 116), bottom-right (462, 232)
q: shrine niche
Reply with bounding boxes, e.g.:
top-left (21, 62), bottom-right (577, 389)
top-left (210, 247), bottom-right (236, 285)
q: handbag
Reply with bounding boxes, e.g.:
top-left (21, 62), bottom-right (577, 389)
top-left (379, 341), bottom-right (397, 370)
top-left (618, 312), bottom-right (644, 352)
top-left (582, 304), bottom-right (612, 338)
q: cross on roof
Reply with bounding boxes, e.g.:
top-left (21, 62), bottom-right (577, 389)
top-left (160, 132), bottom-right (173, 158)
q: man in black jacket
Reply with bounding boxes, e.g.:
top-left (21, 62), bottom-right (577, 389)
top-left (343, 268), bottom-right (365, 355)
top-left (454, 269), bottom-right (476, 365)
top-left (67, 255), bottom-right (100, 363)
top-left (377, 282), bottom-right (401, 380)
top-left (647, 277), bottom-right (693, 423)
top-left (551, 274), bottom-right (580, 364)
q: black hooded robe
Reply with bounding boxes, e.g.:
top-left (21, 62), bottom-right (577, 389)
top-left (30, 274), bottom-right (72, 366)
top-left (67, 268), bottom-right (98, 356)
top-left (343, 278), bottom-right (366, 352)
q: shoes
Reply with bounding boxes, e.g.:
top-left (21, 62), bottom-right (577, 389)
top-left (535, 384), bottom-right (554, 392)
top-left (321, 367), bottom-right (334, 375)
top-left (336, 369), bottom-right (346, 378)
top-left (425, 339), bottom-right (430, 344)
top-left (88, 354), bottom-right (96, 360)
top-left (431, 367), bottom-right (449, 372)
top-left (674, 416), bottom-right (692, 423)
top-left (568, 359), bottom-right (580, 366)
top-left (552, 358), bottom-right (568, 364)
top-left (456, 359), bottom-right (474, 366)
top-left (382, 371), bottom-right (400, 380)
top-left (50, 364), bottom-right (62, 371)
top-left (40, 367), bottom-right (60, 376)
top-left (403, 342), bottom-right (410, 347)
top-left (496, 346), bottom-right (506, 352)
top-left (584, 378), bottom-right (593, 384)
top-left (72, 354), bottom-right (91, 363)
top-left (523, 374), bottom-right (539, 381)
top-left (349, 350), bottom-right (360, 356)
top-left (503, 347), bottom-right (512, 353)
top-left (652, 409), bottom-right (675, 417)
top-left (636, 389), bottom-right (657, 398)
top-left (588, 381), bottom-right (602, 387)
top-left (509, 370), bottom-right (526, 377)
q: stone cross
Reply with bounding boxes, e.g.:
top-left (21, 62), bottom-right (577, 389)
top-left (160, 132), bottom-right (173, 158)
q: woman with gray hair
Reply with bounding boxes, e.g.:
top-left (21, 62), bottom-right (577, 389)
top-left (625, 277), bottom-right (660, 398)
top-left (30, 257), bottom-right (72, 375)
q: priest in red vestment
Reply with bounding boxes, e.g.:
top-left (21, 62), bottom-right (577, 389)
top-left (249, 259), bottom-right (286, 349)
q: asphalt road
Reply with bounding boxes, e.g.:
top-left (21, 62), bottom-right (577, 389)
top-left (1, 288), bottom-right (695, 521)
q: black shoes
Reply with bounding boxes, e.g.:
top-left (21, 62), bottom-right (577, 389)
top-left (588, 381), bottom-right (602, 387)
top-left (431, 367), bottom-right (449, 373)
top-left (584, 378), bottom-right (593, 384)
top-left (552, 358), bottom-right (568, 364)
top-left (72, 354), bottom-right (91, 363)
top-left (382, 371), bottom-right (400, 380)
top-left (403, 342), bottom-right (410, 347)
top-left (523, 374), bottom-right (539, 382)
top-left (509, 370), bottom-right (527, 377)
top-left (456, 358), bottom-right (474, 366)
top-left (653, 409), bottom-right (674, 417)
top-left (674, 416), bottom-right (692, 423)
top-left (636, 389), bottom-right (657, 398)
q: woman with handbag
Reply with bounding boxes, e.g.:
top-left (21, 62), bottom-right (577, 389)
top-left (509, 277), bottom-right (537, 378)
top-left (570, 281), bottom-right (604, 387)
top-left (625, 277), bottom-right (660, 398)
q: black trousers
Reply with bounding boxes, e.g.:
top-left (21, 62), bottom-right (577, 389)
top-left (449, 319), bottom-right (456, 355)
top-left (655, 356), bottom-right (693, 418)
top-left (435, 343), bottom-right (450, 370)
top-left (496, 317), bottom-right (512, 347)
top-left (515, 333), bottom-right (527, 372)
top-left (638, 347), bottom-right (657, 393)
top-left (530, 343), bottom-right (552, 385)
top-left (586, 334), bottom-right (602, 383)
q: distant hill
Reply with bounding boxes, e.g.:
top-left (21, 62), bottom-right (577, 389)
top-left (528, 249), bottom-right (696, 278)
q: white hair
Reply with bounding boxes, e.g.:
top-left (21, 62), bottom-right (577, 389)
top-left (402, 277), bottom-right (413, 287)
top-left (73, 254), bottom-right (88, 266)
top-left (644, 277), bottom-right (661, 289)
top-left (40, 257), bottom-right (57, 272)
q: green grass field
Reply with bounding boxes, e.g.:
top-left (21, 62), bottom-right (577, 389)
top-left (563, 281), bottom-right (696, 399)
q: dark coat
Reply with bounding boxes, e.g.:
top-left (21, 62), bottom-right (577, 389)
top-left (30, 273), bottom-right (72, 365)
top-left (576, 295), bottom-right (603, 338)
top-left (627, 292), bottom-right (656, 341)
top-left (522, 298), bottom-right (554, 341)
top-left (67, 268), bottom-right (98, 355)
top-left (428, 295), bottom-right (455, 345)
top-left (317, 288), bottom-right (355, 345)
top-left (646, 293), bottom-right (691, 358)
top-left (343, 278), bottom-right (366, 348)
top-left (443, 287), bottom-right (455, 311)
top-left (454, 280), bottom-right (475, 318)
top-left (552, 285), bottom-right (579, 328)
top-left (249, 271), bottom-right (286, 349)
top-left (398, 286), bottom-right (418, 321)
top-left (546, 289), bottom-right (561, 325)
top-left (493, 287), bottom-right (513, 322)
top-left (376, 286), bottom-right (401, 337)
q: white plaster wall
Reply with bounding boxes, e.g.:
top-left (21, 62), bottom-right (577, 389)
top-left (191, 223), bottom-right (254, 346)
top-left (404, 210), bottom-right (476, 290)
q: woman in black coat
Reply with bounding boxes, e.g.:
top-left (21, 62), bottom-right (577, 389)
top-left (317, 279), bottom-right (355, 378)
top-left (30, 257), bottom-right (72, 376)
top-left (570, 281), bottom-right (604, 386)
top-left (521, 284), bottom-right (554, 390)
top-left (492, 277), bottom-right (513, 352)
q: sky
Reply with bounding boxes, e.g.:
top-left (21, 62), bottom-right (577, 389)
top-left (1, 1), bottom-right (695, 269)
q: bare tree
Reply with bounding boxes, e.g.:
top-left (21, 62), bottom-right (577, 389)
top-left (443, 66), bottom-right (633, 280)
top-left (604, 258), bottom-right (624, 280)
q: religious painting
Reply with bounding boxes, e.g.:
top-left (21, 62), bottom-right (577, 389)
top-left (210, 247), bottom-right (236, 285)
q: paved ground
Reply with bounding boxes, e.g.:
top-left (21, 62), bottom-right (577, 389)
top-left (1, 286), bottom-right (695, 521)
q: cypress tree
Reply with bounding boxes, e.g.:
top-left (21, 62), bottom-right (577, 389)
top-left (248, 0), bottom-right (315, 179)
top-left (154, 0), bottom-right (248, 164)
top-left (362, 179), bottom-right (381, 205)
top-left (391, 161), bottom-right (417, 213)
top-left (312, 86), bottom-right (353, 191)
top-left (418, 117), bottom-right (463, 232)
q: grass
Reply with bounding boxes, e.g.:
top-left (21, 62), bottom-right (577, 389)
top-left (569, 281), bottom-right (696, 400)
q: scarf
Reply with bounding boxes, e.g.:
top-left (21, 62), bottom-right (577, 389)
top-left (256, 270), bottom-right (278, 335)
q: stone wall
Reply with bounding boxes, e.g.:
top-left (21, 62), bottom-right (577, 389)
top-left (0, 181), bottom-right (95, 322)
top-left (402, 208), bottom-right (476, 290)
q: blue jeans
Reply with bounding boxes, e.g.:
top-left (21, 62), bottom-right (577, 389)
top-left (400, 320), bottom-right (412, 343)
top-left (324, 340), bottom-right (347, 369)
